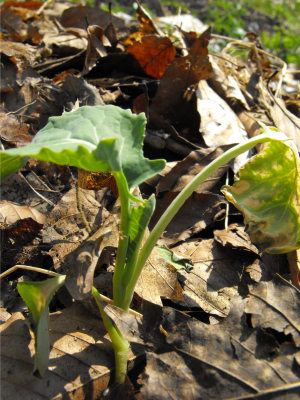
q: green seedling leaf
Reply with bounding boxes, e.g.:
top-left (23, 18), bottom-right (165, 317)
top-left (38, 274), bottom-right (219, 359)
top-left (0, 105), bottom-right (165, 188)
top-left (156, 244), bottom-right (193, 272)
top-left (221, 130), bottom-right (300, 254)
top-left (122, 194), bottom-right (156, 286)
top-left (17, 276), bottom-right (65, 378)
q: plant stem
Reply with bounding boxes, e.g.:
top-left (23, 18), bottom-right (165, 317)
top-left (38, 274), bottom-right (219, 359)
top-left (112, 171), bottom-right (131, 308)
top-left (122, 132), bottom-right (286, 309)
top-left (92, 287), bottom-right (129, 384)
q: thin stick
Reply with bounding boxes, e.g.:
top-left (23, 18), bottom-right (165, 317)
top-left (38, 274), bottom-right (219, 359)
top-left (225, 170), bottom-right (230, 231)
top-left (0, 265), bottom-right (143, 318)
top-left (0, 265), bottom-right (61, 279)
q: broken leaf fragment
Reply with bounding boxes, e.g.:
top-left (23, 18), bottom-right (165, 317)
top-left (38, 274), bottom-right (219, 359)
top-left (156, 245), bottom-right (193, 272)
top-left (221, 127), bottom-right (300, 254)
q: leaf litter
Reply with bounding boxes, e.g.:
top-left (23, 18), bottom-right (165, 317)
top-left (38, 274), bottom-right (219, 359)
top-left (0, 0), bottom-right (299, 399)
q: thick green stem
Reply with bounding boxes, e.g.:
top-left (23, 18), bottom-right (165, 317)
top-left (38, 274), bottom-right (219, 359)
top-left (112, 171), bottom-right (131, 308)
top-left (122, 132), bottom-right (285, 309)
top-left (92, 287), bottom-right (129, 384)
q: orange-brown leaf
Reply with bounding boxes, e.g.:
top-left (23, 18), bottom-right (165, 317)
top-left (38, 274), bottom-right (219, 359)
top-left (127, 35), bottom-right (175, 79)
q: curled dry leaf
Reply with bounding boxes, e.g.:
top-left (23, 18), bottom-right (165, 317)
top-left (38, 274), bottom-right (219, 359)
top-left (0, 200), bottom-right (46, 226)
top-left (208, 56), bottom-right (250, 110)
top-left (268, 98), bottom-right (300, 152)
top-left (214, 223), bottom-right (259, 254)
top-left (150, 27), bottom-right (213, 131)
top-left (83, 25), bottom-right (110, 75)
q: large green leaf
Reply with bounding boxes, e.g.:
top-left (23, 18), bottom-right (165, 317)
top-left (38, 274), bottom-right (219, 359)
top-left (221, 132), bottom-right (300, 254)
top-left (0, 106), bottom-right (165, 187)
top-left (17, 276), bottom-right (65, 378)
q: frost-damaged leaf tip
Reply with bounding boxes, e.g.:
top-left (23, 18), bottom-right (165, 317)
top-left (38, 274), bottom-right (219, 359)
top-left (222, 124), bottom-right (300, 254)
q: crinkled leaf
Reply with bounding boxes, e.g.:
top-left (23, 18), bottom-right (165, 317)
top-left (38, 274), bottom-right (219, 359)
top-left (221, 130), bottom-right (300, 254)
top-left (17, 276), bottom-right (65, 378)
top-left (0, 105), bottom-right (165, 188)
top-left (156, 245), bottom-right (193, 272)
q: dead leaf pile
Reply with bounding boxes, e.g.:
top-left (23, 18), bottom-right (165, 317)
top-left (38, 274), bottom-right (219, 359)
top-left (1, 1), bottom-right (300, 399)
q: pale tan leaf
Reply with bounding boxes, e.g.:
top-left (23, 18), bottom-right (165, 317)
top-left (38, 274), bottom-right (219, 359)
top-left (135, 247), bottom-right (184, 306)
top-left (0, 200), bottom-right (46, 226)
top-left (197, 80), bottom-right (252, 172)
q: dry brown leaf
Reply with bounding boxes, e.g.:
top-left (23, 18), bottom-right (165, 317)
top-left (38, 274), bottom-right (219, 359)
top-left (141, 278), bottom-right (300, 399)
top-left (151, 192), bottom-right (226, 246)
top-left (136, 2), bottom-right (162, 37)
top-left (156, 145), bottom-right (233, 193)
top-left (0, 302), bottom-right (141, 399)
top-left (60, 6), bottom-right (125, 31)
top-left (245, 274), bottom-right (300, 347)
top-left (0, 8), bottom-right (29, 42)
top-left (123, 2), bottom-right (162, 47)
top-left (237, 109), bottom-right (273, 152)
top-left (78, 169), bottom-right (118, 198)
top-left (287, 250), bottom-right (300, 289)
top-left (82, 25), bottom-right (110, 75)
top-left (43, 31), bottom-right (87, 54)
top-left (135, 247), bottom-right (184, 306)
top-left (43, 187), bottom-right (113, 272)
top-left (214, 224), bottom-right (259, 254)
top-left (65, 216), bottom-right (119, 301)
top-left (127, 35), bottom-right (176, 79)
top-left (0, 112), bottom-right (33, 148)
top-left (172, 238), bottom-right (280, 316)
top-left (197, 80), bottom-right (248, 148)
top-left (150, 27), bottom-right (213, 133)
top-left (267, 98), bottom-right (300, 152)
top-left (208, 56), bottom-right (250, 110)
